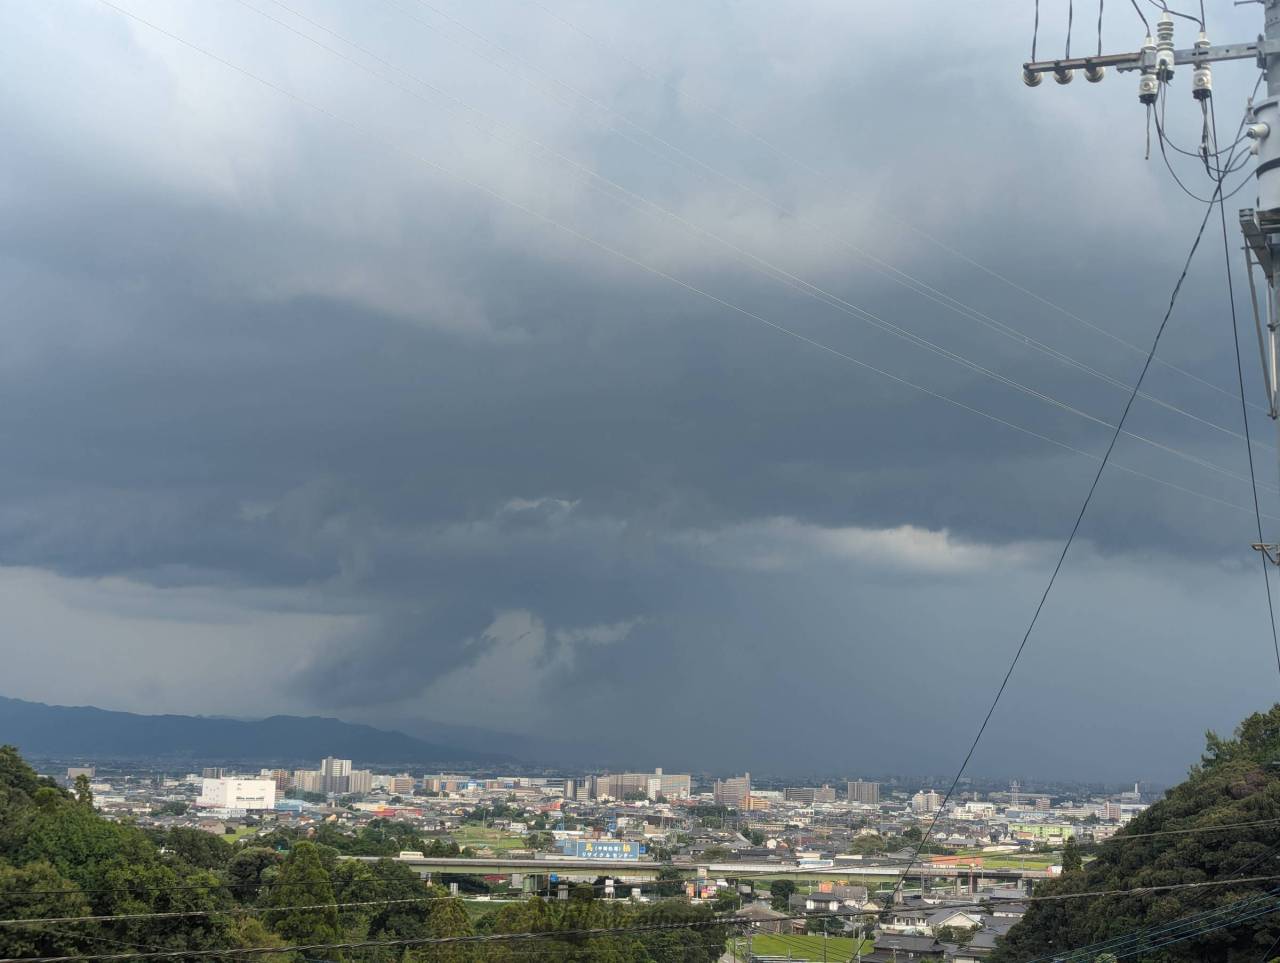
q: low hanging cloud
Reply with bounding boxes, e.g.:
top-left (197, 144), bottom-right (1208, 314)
top-left (676, 517), bottom-right (1039, 575)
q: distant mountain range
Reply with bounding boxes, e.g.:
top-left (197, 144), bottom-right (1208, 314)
top-left (0, 695), bottom-right (514, 768)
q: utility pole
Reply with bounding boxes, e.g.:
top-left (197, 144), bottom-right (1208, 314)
top-left (1023, 1), bottom-right (1280, 561)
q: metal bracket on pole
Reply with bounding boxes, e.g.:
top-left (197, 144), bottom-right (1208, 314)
top-left (1241, 208), bottom-right (1275, 281)
top-left (1026, 2), bottom-right (1280, 562)
top-left (1021, 39), bottom-right (1280, 77)
top-left (1242, 208), bottom-right (1280, 420)
top-left (1254, 543), bottom-right (1280, 565)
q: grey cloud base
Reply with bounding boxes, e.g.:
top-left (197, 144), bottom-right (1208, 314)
top-left (0, 0), bottom-right (1273, 781)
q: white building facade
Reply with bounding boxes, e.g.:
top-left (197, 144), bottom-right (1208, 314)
top-left (197, 778), bottom-right (277, 812)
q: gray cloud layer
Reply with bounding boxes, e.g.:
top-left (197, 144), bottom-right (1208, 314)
top-left (0, 0), bottom-right (1273, 781)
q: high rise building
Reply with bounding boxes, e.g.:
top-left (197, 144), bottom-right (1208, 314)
top-left (785, 785), bottom-right (836, 805)
top-left (293, 769), bottom-right (324, 793)
top-left (713, 773), bottom-right (751, 809)
top-left (321, 757), bottom-right (352, 794)
top-left (260, 769), bottom-right (292, 793)
top-left (348, 770), bottom-right (374, 795)
top-left (1035, 796), bottom-right (1051, 811)
top-left (647, 769), bottom-right (693, 800)
top-left (594, 769), bottom-right (692, 801)
top-left (911, 789), bottom-right (943, 814)
top-left (389, 774), bottom-right (416, 795)
top-left (202, 767), bottom-right (227, 780)
top-left (847, 780), bottom-right (881, 805)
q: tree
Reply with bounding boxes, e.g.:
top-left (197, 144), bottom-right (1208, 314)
top-left (848, 834), bottom-right (886, 855)
top-left (808, 913), bottom-right (848, 936)
top-left (163, 827), bottom-right (232, 870)
top-left (654, 866), bottom-right (685, 898)
top-left (414, 891), bottom-right (474, 963)
top-left (770, 879), bottom-right (796, 911)
top-left (74, 774), bottom-right (93, 807)
top-left (937, 925), bottom-right (976, 945)
top-left (713, 890), bottom-right (742, 913)
top-left (1061, 837), bottom-right (1083, 873)
top-left (227, 846), bottom-right (282, 901)
top-left (0, 862), bottom-right (92, 958)
top-left (264, 842), bottom-right (342, 947)
top-left (992, 704), bottom-right (1280, 963)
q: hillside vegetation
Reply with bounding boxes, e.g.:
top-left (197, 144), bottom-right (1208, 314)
top-left (993, 705), bottom-right (1280, 963)
top-left (0, 745), bottom-right (724, 961)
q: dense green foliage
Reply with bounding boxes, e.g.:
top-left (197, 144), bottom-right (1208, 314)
top-left (993, 706), bottom-right (1280, 963)
top-left (0, 746), bottom-right (725, 961)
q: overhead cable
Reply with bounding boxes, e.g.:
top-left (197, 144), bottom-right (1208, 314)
top-left (888, 173), bottom-right (1226, 906)
top-left (1210, 95), bottom-right (1280, 680)
top-left (520, 0), bottom-right (1254, 412)
top-left (401, 0), bottom-right (1275, 430)
top-left (79, 0), bottom-right (1280, 532)
top-left (245, 0), bottom-right (1280, 479)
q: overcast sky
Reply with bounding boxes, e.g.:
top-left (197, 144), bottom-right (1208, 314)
top-left (1, 0), bottom-right (1276, 782)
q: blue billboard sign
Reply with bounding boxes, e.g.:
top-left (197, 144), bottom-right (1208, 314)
top-left (558, 840), bottom-right (646, 860)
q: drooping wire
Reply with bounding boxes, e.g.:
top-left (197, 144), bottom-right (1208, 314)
top-left (1128, 0), bottom-right (1151, 32)
top-left (1210, 95), bottom-right (1280, 680)
top-left (1098, 0), bottom-right (1105, 56)
top-left (1067, 0), bottom-right (1074, 57)
top-left (211, 0), bottom-right (1280, 493)
top-left (1033, 0), bottom-right (1040, 60)
top-left (887, 172), bottom-right (1224, 907)
top-left (1144, 0), bottom-right (1205, 28)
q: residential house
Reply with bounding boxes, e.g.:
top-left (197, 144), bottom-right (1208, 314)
top-left (864, 934), bottom-right (947, 963)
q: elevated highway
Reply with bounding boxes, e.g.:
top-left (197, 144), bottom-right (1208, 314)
top-left (349, 855), bottom-right (1048, 890)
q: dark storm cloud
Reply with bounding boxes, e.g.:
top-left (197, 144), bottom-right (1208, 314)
top-left (0, 0), bottom-right (1272, 779)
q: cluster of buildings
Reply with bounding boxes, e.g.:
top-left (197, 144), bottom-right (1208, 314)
top-left (49, 758), bottom-right (1160, 960)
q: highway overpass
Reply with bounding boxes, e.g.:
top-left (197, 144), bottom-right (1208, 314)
top-left (349, 855), bottom-right (1047, 890)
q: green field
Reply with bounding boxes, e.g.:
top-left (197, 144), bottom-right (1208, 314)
top-left (976, 856), bottom-right (1057, 869)
top-left (736, 934), bottom-right (873, 961)
top-left (450, 825), bottom-right (528, 852)
top-left (226, 826), bottom-right (261, 843)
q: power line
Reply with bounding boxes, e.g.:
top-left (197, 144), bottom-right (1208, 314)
top-left (396, 0), bottom-right (1278, 447)
top-left (1128, 0), bottom-right (1152, 32)
top-left (78, 0), bottom-right (1280, 534)
top-left (888, 176), bottom-right (1225, 906)
top-left (1210, 94), bottom-right (1280, 679)
top-left (1142, 0), bottom-right (1204, 28)
top-left (521, 0), bottom-right (1260, 414)
top-left (1026, 890), bottom-right (1280, 963)
top-left (0, 912), bottom-right (738, 963)
top-left (236, 0), bottom-right (1280, 492)
top-left (0, 894), bottom-right (466, 927)
top-left (17, 869), bottom-right (1280, 925)
top-left (11, 886), bottom-right (1280, 963)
